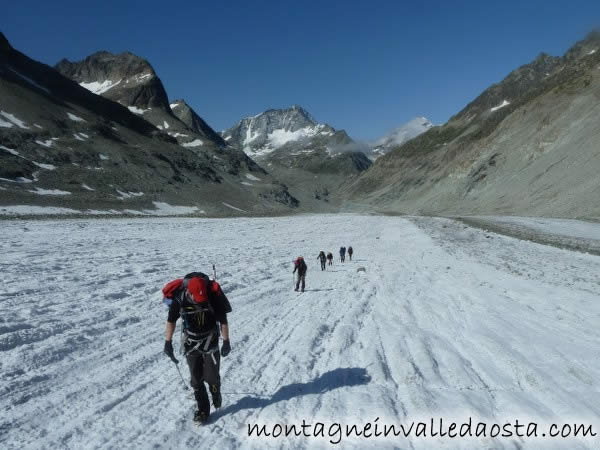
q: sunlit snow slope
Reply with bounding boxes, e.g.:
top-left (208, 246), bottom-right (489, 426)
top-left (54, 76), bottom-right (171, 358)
top-left (2, 215), bottom-right (599, 449)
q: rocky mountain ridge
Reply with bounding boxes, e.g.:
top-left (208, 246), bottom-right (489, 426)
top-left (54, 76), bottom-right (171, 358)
top-left (55, 51), bottom-right (227, 150)
top-left (0, 32), bottom-right (298, 216)
top-left (3, 30), bottom-right (600, 218)
top-left (343, 31), bottom-right (600, 218)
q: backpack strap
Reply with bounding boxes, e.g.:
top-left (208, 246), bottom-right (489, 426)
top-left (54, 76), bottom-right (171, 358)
top-left (182, 327), bottom-right (220, 356)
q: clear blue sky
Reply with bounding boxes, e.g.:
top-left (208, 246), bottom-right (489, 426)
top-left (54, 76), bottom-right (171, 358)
top-left (3, 1), bottom-right (600, 140)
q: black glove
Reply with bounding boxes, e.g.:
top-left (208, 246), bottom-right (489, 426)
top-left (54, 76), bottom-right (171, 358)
top-left (221, 340), bottom-right (231, 357)
top-left (164, 340), bottom-right (178, 363)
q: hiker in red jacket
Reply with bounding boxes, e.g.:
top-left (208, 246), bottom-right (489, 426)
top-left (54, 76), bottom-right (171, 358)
top-left (162, 272), bottom-right (232, 425)
top-left (293, 256), bottom-right (307, 292)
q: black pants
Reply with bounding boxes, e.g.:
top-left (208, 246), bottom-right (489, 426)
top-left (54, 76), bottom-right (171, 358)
top-left (295, 273), bottom-right (306, 291)
top-left (340, 254), bottom-right (345, 262)
top-left (320, 260), bottom-right (326, 270)
top-left (186, 350), bottom-right (220, 415)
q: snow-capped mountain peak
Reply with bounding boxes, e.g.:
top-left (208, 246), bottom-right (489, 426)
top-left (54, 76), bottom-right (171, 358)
top-left (222, 106), bottom-right (336, 158)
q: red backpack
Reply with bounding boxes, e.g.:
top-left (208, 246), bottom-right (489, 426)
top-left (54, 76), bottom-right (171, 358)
top-left (162, 278), bottom-right (183, 299)
top-left (162, 274), bottom-right (216, 304)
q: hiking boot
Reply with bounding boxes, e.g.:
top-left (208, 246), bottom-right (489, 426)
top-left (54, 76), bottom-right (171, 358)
top-left (193, 409), bottom-right (209, 424)
top-left (210, 384), bottom-right (222, 408)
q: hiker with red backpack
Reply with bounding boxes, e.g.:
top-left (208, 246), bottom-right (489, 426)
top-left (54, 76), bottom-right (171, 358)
top-left (293, 256), bottom-right (307, 292)
top-left (162, 271), bottom-right (232, 425)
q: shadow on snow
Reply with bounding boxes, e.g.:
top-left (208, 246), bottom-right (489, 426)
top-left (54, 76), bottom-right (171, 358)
top-left (303, 288), bottom-right (335, 292)
top-left (213, 367), bottom-right (371, 419)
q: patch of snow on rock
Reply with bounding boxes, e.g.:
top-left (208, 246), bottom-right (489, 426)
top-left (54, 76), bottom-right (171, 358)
top-left (491, 100), bottom-right (510, 112)
top-left (115, 190), bottom-right (144, 200)
top-left (32, 162), bottom-right (57, 170)
top-left (0, 111), bottom-right (29, 129)
top-left (245, 173), bottom-right (261, 181)
top-left (181, 139), bottom-right (203, 147)
top-left (67, 112), bottom-right (86, 122)
top-left (135, 73), bottom-right (152, 82)
top-left (243, 118), bottom-right (261, 145)
top-left (36, 139), bottom-right (54, 148)
top-left (0, 176), bottom-right (33, 183)
top-left (127, 106), bottom-right (150, 115)
top-left (28, 187), bottom-right (71, 196)
top-left (80, 79), bottom-right (121, 95)
top-left (0, 117), bottom-right (13, 128)
top-left (0, 145), bottom-right (20, 156)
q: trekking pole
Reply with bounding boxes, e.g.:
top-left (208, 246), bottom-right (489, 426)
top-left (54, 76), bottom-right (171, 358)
top-left (171, 359), bottom-right (189, 391)
top-left (167, 346), bottom-right (189, 391)
top-left (213, 264), bottom-right (217, 281)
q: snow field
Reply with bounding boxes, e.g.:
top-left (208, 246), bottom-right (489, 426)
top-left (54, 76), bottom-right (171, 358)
top-left (1, 215), bottom-right (599, 449)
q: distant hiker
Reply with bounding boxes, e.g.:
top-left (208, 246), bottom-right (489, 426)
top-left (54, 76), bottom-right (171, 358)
top-left (339, 246), bottom-right (346, 263)
top-left (317, 251), bottom-right (327, 271)
top-left (162, 272), bottom-right (232, 425)
top-left (348, 246), bottom-right (353, 261)
top-left (293, 256), bottom-right (307, 292)
top-left (327, 252), bottom-right (334, 266)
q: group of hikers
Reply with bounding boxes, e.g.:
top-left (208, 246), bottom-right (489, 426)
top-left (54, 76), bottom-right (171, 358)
top-left (294, 246), bottom-right (354, 292)
top-left (161, 246), bottom-right (355, 425)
